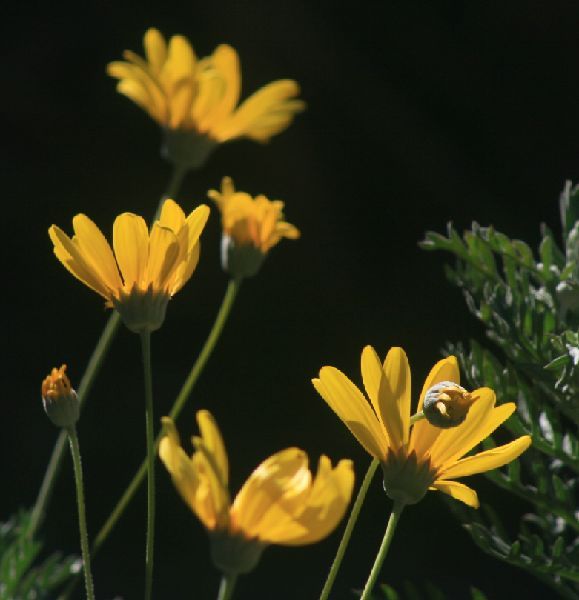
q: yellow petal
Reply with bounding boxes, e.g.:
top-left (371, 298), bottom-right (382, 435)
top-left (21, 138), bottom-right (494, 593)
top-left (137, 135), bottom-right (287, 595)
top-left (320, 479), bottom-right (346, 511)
top-left (144, 28), bottom-right (167, 75)
top-left (161, 34), bottom-right (197, 87)
top-left (380, 347), bottom-right (411, 448)
top-left (231, 448), bottom-right (310, 539)
top-left (360, 346), bottom-right (390, 438)
top-left (429, 393), bottom-right (513, 470)
top-left (410, 356), bottom-right (460, 457)
top-left (437, 436), bottom-right (532, 480)
top-left (113, 213), bottom-right (149, 288)
top-left (72, 214), bottom-right (123, 292)
top-left (182, 204), bottom-right (211, 253)
top-left (158, 199), bottom-right (186, 234)
top-left (159, 417), bottom-right (217, 530)
top-left (200, 44), bottom-right (240, 131)
top-left (196, 410), bottom-right (228, 487)
top-left (170, 240), bottom-right (200, 295)
top-left (432, 480), bottom-right (479, 508)
top-left (49, 225), bottom-right (111, 300)
top-left (214, 79), bottom-right (303, 142)
top-left (146, 223), bottom-right (180, 291)
top-left (280, 456), bottom-right (355, 545)
top-left (312, 368), bottom-right (387, 460)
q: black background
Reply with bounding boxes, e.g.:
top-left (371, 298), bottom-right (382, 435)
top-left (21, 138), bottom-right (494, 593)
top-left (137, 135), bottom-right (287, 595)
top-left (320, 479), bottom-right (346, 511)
top-left (3, 1), bottom-right (578, 599)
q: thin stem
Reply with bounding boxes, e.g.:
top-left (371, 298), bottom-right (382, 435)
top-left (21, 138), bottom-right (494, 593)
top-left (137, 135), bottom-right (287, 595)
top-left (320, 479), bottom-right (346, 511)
top-left (360, 501), bottom-right (405, 600)
top-left (319, 457), bottom-right (379, 600)
top-left (217, 574), bottom-right (238, 600)
top-left (91, 278), bottom-right (241, 554)
top-left (140, 331), bottom-right (156, 600)
top-left (67, 426), bottom-right (96, 600)
top-left (164, 163), bottom-right (189, 201)
top-left (409, 411), bottom-right (425, 426)
top-left (29, 311), bottom-right (122, 538)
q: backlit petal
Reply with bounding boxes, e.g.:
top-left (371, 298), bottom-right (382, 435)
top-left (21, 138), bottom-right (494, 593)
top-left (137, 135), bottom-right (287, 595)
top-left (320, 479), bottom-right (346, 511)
top-left (430, 393), bottom-right (514, 470)
top-left (146, 223), bottom-right (180, 291)
top-left (432, 480), bottom-right (479, 508)
top-left (49, 225), bottom-right (111, 300)
top-left (380, 347), bottom-right (411, 448)
top-left (231, 448), bottom-right (310, 539)
top-left (280, 457), bottom-right (355, 545)
top-left (312, 368), bottom-right (387, 460)
top-left (196, 410), bottom-right (228, 487)
top-left (159, 417), bottom-right (216, 529)
top-left (72, 214), bottom-right (122, 292)
top-left (113, 213), bottom-right (149, 288)
top-left (437, 436), bottom-right (532, 480)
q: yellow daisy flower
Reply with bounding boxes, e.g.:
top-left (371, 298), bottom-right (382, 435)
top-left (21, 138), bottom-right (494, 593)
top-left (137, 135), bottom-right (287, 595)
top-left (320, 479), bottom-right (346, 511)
top-left (313, 346), bottom-right (532, 507)
top-left (159, 410), bottom-right (354, 575)
top-left (208, 176), bottom-right (300, 278)
top-left (48, 200), bottom-right (210, 333)
top-left (107, 28), bottom-right (305, 167)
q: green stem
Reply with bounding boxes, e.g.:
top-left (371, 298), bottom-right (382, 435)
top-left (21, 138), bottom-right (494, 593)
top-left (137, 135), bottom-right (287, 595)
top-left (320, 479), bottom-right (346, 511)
top-left (319, 457), bottom-right (379, 600)
top-left (90, 278), bottom-right (241, 555)
top-left (164, 163), bottom-right (189, 201)
top-left (217, 574), bottom-right (237, 600)
top-left (409, 411), bottom-right (425, 425)
top-left (360, 501), bottom-right (405, 600)
top-left (61, 279), bottom-right (241, 600)
top-left (140, 331), bottom-right (156, 600)
top-left (29, 311), bottom-right (122, 538)
top-left (67, 426), bottom-right (96, 600)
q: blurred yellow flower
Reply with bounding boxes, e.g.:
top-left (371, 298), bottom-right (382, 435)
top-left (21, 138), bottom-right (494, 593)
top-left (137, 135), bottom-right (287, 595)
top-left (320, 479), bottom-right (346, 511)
top-left (208, 177), bottom-right (299, 277)
top-left (48, 200), bottom-right (210, 333)
top-left (107, 28), bottom-right (305, 143)
top-left (313, 347), bottom-right (532, 507)
top-left (159, 410), bottom-right (354, 574)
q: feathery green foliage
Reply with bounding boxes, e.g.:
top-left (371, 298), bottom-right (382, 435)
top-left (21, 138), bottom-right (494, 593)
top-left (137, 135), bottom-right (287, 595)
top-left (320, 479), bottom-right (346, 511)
top-left (420, 181), bottom-right (579, 599)
top-left (0, 511), bottom-right (78, 600)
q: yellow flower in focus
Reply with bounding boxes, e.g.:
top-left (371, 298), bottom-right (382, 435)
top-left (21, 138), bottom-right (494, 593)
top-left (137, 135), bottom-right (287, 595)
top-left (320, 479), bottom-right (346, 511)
top-left (48, 200), bottom-right (210, 333)
top-left (208, 177), bottom-right (300, 278)
top-left (159, 410), bottom-right (354, 575)
top-left (313, 347), bottom-right (532, 507)
top-left (107, 28), bottom-right (305, 167)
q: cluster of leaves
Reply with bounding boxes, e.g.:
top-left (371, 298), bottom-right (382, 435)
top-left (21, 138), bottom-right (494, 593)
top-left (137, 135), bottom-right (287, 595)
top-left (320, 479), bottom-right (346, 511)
top-left (0, 511), bottom-right (78, 600)
top-left (420, 181), bottom-right (579, 599)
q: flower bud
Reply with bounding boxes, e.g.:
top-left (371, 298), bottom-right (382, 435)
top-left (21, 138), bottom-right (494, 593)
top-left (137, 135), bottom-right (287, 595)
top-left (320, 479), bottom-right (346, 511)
top-left (41, 365), bottom-right (79, 428)
top-left (423, 381), bottom-right (478, 428)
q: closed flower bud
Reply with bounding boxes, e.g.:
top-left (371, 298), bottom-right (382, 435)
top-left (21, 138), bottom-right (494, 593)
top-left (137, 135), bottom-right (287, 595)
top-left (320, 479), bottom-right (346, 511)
top-left (42, 365), bottom-right (79, 428)
top-left (423, 381), bottom-right (478, 428)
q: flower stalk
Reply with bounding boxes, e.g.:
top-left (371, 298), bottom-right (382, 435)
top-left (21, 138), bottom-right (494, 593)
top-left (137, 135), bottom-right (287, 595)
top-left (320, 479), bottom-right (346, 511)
top-left (29, 312), bottom-right (121, 538)
top-left (90, 277), bottom-right (241, 558)
top-left (217, 573), bottom-right (237, 600)
top-left (67, 425), bottom-right (96, 600)
top-left (319, 458), bottom-right (379, 600)
top-left (360, 501), bottom-right (405, 600)
top-left (140, 331), bottom-right (156, 600)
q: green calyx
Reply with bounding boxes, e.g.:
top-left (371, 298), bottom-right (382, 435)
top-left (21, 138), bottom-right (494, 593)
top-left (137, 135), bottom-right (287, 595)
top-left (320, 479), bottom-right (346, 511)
top-left (162, 128), bottom-right (217, 170)
top-left (221, 235), bottom-right (265, 279)
top-left (209, 529), bottom-right (266, 576)
top-left (381, 449), bottom-right (434, 505)
top-left (112, 285), bottom-right (170, 334)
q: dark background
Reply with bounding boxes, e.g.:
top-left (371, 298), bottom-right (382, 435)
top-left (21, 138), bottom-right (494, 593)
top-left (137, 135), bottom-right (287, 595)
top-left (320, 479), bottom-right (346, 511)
top-left (3, 1), bottom-right (578, 599)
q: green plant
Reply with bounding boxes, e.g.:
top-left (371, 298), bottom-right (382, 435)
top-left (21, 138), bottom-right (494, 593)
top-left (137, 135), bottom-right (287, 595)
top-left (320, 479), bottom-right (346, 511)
top-left (420, 181), bottom-right (579, 599)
